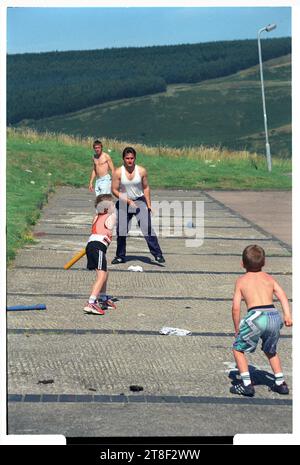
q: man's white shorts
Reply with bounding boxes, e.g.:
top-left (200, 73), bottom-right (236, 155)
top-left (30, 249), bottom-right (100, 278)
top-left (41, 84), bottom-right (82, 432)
top-left (95, 174), bottom-right (111, 196)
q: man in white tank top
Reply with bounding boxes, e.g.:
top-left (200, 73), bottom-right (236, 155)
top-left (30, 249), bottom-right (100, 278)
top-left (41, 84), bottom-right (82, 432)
top-left (111, 147), bottom-right (165, 264)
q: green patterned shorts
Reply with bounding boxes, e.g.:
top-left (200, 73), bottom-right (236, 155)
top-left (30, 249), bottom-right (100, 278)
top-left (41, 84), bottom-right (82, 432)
top-left (233, 306), bottom-right (283, 355)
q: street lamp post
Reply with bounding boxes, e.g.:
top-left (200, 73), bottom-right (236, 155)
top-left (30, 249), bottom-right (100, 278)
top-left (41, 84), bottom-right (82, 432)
top-left (257, 23), bottom-right (277, 172)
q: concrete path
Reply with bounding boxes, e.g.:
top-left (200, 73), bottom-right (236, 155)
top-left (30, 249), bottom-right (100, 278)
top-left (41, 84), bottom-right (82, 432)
top-left (208, 190), bottom-right (292, 247)
top-left (7, 188), bottom-right (292, 438)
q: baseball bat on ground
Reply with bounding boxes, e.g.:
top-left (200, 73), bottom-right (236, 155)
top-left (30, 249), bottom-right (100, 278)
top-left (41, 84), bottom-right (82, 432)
top-left (7, 304), bottom-right (46, 311)
top-left (63, 248), bottom-right (86, 270)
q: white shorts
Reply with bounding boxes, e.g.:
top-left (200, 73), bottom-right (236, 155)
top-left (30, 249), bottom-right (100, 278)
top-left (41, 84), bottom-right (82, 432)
top-left (95, 175), bottom-right (111, 196)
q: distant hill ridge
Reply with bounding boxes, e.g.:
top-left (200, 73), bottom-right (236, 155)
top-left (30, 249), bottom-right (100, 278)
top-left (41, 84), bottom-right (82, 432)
top-left (7, 37), bottom-right (291, 124)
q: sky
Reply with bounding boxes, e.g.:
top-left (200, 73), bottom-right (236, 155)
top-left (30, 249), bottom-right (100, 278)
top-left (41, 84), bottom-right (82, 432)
top-left (6, 6), bottom-right (291, 54)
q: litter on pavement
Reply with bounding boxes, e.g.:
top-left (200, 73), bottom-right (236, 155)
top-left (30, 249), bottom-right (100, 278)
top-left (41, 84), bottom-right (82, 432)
top-left (127, 265), bottom-right (144, 272)
top-left (159, 327), bottom-right (192, 336)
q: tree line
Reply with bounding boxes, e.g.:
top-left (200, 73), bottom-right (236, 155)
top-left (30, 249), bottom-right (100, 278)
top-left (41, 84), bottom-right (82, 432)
top-left (7, 38), bottom-right (291, 124)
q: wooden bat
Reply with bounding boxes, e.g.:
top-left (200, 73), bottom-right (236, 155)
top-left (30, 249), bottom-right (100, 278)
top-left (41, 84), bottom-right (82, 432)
top-left (63, 248), bottom-right (86, 270)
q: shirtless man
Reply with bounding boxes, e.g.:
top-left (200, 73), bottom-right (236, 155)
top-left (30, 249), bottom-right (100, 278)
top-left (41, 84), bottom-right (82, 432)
top-left (89, 140), bottom-right (114, 196)
top-left (230, 244), bottom-right (292, 397)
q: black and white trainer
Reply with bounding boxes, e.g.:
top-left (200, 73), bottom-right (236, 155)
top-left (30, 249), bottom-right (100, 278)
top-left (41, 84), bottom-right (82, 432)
top-left (230, 383), bottom-right (255, 397)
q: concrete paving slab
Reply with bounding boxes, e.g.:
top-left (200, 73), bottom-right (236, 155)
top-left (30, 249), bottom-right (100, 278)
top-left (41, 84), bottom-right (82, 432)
top-left (207, 190), bottom-right (292, 246)
top-left (31, 227), bottom-right (272, 241)
top-left (9, 248), bottom-right (292, 273)
top-left (7, 267), bottom-right (292, 300)
top-left (6, 295), bottom-right (293, 338)
top-left (20, 236), bottom-right (291, 257)
top-left (7, 332), bottom-right (292, 397)
top-left (7, 402), bottom-right (292, 436)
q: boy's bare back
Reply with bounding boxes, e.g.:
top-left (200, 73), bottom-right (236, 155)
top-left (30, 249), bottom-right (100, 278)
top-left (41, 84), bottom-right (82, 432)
top-left (235, 271), bottom-right (275, 309)
top-left (233, 271), bottom-right (292, 328)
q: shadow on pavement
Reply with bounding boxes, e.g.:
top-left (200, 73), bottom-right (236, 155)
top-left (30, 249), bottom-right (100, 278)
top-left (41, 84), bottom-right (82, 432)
top-left (229, 364), bottom-right (275, 388)
top-left (114, 255), bottom-right (165, 267)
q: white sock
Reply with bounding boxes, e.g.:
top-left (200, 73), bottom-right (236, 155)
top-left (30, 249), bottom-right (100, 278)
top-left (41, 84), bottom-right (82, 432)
top-left (240, 371), bottom-right (252, 387)
top-left (88, 295), bottom-right (97, 304)
top-left (275, 372), bottom-right (285, 385)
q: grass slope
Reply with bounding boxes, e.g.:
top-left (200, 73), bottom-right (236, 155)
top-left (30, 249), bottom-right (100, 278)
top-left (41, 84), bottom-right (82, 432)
top-left (17, 55), bottom-right (291, 158)
top-left (7, 129), bottom-right (291, 263)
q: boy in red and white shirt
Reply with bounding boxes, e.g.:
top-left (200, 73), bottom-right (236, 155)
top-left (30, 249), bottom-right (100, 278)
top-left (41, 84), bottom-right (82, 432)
top-left (84, 194), bottom-right (116, 314)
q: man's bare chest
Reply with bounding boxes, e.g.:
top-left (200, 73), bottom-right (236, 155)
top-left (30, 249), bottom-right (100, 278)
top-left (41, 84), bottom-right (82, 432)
top-left (94, 156), bottom-right (108, 167)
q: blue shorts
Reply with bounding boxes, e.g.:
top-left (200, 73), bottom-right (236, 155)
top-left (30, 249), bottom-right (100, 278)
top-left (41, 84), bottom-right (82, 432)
top-left (95, 174), bottom-right (111, 196)
top-left (233, 305), bottom-right (283, 356)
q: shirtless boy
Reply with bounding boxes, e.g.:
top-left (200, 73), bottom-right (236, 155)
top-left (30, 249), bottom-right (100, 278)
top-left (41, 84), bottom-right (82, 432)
top-left (231, 244), bottom-right (292, 397)
top-left (89, 140), bottom-right (114, 195)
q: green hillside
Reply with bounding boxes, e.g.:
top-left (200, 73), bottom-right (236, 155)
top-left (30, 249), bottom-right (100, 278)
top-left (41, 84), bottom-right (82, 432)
top-left (17, 54), bottom-right (291, 158)
top-left (8, 37), bottom-right (290, 124)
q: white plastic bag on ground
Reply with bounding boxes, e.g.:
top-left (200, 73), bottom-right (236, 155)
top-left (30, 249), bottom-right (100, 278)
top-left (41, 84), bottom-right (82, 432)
top-left (159, 327), bottom-right (192, 336)
top-left (127, 265), bottom-right (144, 272)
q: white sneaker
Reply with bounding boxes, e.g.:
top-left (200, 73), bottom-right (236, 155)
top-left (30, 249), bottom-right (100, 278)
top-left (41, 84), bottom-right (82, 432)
top-left (83, 302), bottom-right (105, 315)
